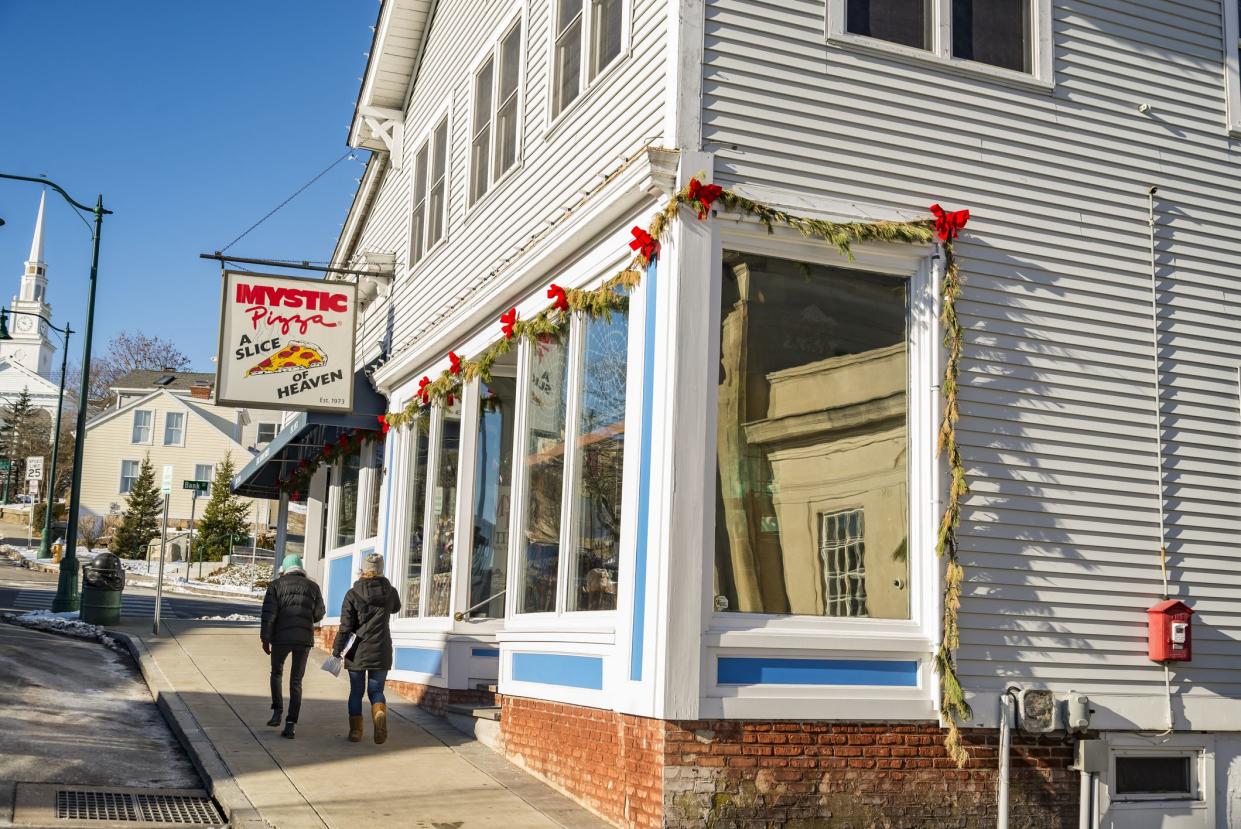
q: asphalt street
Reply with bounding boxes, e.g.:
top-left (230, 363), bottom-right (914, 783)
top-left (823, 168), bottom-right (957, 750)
top-left (0, 555), bottom-right (263, 620)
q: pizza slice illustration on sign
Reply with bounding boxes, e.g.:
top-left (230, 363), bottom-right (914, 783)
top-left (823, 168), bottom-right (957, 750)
top-left (246, 342), bottom-right (328, 377)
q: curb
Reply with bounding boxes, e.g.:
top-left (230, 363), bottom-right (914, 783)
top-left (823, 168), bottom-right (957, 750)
top-left (110, 630), bottom-right (269, 829)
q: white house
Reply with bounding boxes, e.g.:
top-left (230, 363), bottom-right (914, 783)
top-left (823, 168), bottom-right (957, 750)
top-left (234, 0), bottom-right (1241, 826)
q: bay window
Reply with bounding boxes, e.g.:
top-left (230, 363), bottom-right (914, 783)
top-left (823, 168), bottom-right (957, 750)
top-left (426, 401), bottom-right (462, 617)
top-left (334, 450), bottom-right (362, 549)
top-left (834, 0), bottom-right (1045, 78)
top-left (516, 307), bottom-right (630, 615)
top-left (400, 411), bottom-right (431, 618)
top-left (467, 374), bottom-right (517, 619)
top-left (712, 251), bottom-right (910, 620)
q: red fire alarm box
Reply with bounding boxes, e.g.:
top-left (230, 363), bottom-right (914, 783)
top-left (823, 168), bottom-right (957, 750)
top-left (1148, 599), bottom-right (1193, 662)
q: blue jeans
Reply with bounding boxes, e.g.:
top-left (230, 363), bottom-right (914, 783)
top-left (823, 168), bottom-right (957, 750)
top-left (348, 669), bottom-right (388, 716)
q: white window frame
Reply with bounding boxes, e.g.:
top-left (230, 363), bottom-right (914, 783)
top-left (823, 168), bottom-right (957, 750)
top-left (405, 103), bottom-right (453, 277)
top-left (506, 293), bottom-right (635, 625)
top-left (193, 463), bottom-right (214, 484)
top-left (1099, 734), bottom-right (1214, 827)
top-left (131, 410), bottom-right (154, 445)
top-left (359, 438), bottom-right (385, 542)
top-left (545, 0), bottom-right (633, 129)
top-left (701, 223), bottom-right (941, 659)
top-left (328, 448), bottom-right (365, 553)
top-left (824, 0), bottom-right (1054, 90)
top-left (256, 422), bottom-right (279, 444)
top-left (163, 411), bottom-right (186, 446)
top-left (1226, 0), bottom-right (1241, 132)
top-left (466, 10), bottom-right (527, 211)
top-left (119, 459), bottom-right (141, 495)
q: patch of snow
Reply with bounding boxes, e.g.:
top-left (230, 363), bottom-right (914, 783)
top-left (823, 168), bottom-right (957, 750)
top-left (196, 613), bottom-right (260, 622)
top-left (202, 562), bottom-right (273, 591)
top-left (1, 609), bottom-right (123, 651)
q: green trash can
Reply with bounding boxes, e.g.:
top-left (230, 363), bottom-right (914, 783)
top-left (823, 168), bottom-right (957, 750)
top-left (81, 551), bottom-right (126, 626)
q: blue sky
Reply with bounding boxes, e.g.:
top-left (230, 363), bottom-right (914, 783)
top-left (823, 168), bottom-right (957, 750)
top-left (0, 2), bottom-right (375, 371)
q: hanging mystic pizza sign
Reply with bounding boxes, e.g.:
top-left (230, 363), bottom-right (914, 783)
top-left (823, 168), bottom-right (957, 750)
top-left (214, 270), bottom-right (357, 413)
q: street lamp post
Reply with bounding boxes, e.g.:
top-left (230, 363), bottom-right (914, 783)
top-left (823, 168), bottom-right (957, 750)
top-left (0, 309), bottom-right (74, 558)
top-left (0, 173), bottom-right (110, 612)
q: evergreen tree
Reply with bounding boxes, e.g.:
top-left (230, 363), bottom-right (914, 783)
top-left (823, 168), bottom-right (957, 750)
top-left (0, 388), bottom-right (50, 501)
top-left (196, 453), bottom-right (251, 561)
top-left (110, 455), bottom-right (163, 558)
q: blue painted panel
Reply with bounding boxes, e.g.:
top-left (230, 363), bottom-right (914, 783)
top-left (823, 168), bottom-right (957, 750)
top-left (512, 653), bottom-right (604, 690)
top-left (394, 647), bottom-right (443, 676)
top-left (717, 658), bottom-right (919, 687)
top-left (630, 261), bottom-right (658, 682)
top-left (326, 554), bottom-right (354, 617)
top-left (471, 648), bottom-right (499, 658)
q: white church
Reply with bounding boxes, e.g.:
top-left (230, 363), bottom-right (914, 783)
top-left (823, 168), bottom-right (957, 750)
top-left (0, 192), bottom-right (65, 419)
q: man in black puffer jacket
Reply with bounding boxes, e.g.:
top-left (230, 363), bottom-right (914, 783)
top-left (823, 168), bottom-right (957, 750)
top-left (260, 554), bottom-right (325, 738)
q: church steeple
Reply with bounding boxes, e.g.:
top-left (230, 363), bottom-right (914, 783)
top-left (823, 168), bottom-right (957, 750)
top-left (2, 193), bottom-right (56, 379)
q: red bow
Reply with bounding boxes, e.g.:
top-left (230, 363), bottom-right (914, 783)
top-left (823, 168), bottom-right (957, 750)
top-left (446, 393), bottom-right (455, 407)
top-left (291, 491), bottom-right (301, 502)
top-left (418, 376), bottom-right (432, 404)
top-left (377, 413), bottom-right (390, 434)
top-left (547, 283), bottom-right (569, 313)
top-left (500, 308), bottom-right (518, 339)
top-left (687, 178), bottom-right (723, 219)
top-left (629, 227), bottom-right (660, 263)
top-left (298, 459), bottom-right (309, 471)
top-left (448, 351), bottom-right (462, 375)
top-left (930, 204), bottom-right (970, 241)
top-left (337, 433), bottom-right (350, 449)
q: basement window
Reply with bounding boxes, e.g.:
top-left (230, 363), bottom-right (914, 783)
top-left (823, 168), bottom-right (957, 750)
top-left (1113, 754), bottom-right (1196, 801)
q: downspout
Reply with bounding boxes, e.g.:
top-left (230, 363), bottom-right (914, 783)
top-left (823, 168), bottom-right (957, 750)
top-left (1148, 185), bottom-right (1174, 737)
top-left (997, 686), bottom-right (1019, 829)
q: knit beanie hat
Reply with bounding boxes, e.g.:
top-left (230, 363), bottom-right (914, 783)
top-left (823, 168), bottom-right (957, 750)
top-left (361, 552), bottom-right (384, 577)
top-left (281, 553), bottom-right (304, 573)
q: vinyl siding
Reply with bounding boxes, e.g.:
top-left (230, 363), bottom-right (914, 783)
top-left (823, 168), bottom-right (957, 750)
top-left (352, 0), bottom-right (668, 373)
top-left (702, 0), bottom-right (1241, 708)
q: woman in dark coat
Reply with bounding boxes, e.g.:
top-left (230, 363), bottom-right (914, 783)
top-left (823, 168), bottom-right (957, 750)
top-left (332, 552), bottom-right (401, 743)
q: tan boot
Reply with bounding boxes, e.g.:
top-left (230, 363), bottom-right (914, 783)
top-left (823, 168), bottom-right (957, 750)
top-left (371, 702), bottom-right (388, 745)
top-left (348, 715), bottom-right (364, 743)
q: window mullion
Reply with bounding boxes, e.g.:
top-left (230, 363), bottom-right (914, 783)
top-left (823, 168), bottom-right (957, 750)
top-left (577, 2), bottom-right (590, 93)
top-left (556, 314), bottom-right (588, 615)
top-left (507, 338), bottom-right (534, 618)
top-left (419, 405), bottom-right (443, 617)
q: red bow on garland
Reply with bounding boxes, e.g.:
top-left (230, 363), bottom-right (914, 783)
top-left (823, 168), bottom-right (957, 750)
top-left (500, 308), bottom-right (518, 339)
top-left (687, 178), bottom-right (723, 219)
top-left (446, 393), bottom-right (455, 407)
top-left (547, 283), bottom-right (569, 313)
top-left (930, 204), bottom-right (970, 241)
top-left (418, 375), bottom-right (432, 404)
top-left (629, 227), bottom-right (660, 264)
top-left (448, 351), bottom-right (462, 375)
top-left (337, 433), bottom-right (350, 449)
top-left (377, 413), bottom-right (390, 435)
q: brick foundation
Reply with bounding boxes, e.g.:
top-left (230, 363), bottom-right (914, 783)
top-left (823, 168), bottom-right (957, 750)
top-left (501, 696), bottom-right (666, 829)
top-left (661, 721), bottom-right (1078, 829)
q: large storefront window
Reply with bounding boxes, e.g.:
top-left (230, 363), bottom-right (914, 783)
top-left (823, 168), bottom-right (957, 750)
top-left (334, 450), bottom-right (362, 549)
top-left (400, 411), bottom-right (431, 618)
top-left (468, 375), bottom-right (517, 619)
top-left (427, 402), bottom-right (462, 617)
top-left (517, 306), bottom-right (630, 615)
top-left (568, 314), bottom-right (627, 611)
top-left (520, 337), bottom-right (570, 613)
top-left (713, 252), bottom-right (910, 619)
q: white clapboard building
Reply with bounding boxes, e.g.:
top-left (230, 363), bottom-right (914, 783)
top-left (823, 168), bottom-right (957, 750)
top-left (234, 1), bottom-right (1241, 825)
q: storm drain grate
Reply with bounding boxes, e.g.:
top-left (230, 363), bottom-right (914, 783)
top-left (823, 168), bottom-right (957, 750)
top-left (56, 790), bottom-right (223, 824)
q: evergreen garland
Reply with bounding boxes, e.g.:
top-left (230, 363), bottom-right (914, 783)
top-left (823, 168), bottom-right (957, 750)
top-left (376, 180), bottom-right (972, 765)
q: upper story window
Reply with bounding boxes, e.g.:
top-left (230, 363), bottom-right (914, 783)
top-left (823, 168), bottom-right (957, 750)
top-left (256, 422), bottom-right (278, 444)
top-left (120, 459), bottom-right (141, 494)
top-left (833, 0), bottom-right (1047, 80)
top-left (516, 307), bottom-right (630, 615)
top-left (131, 410), bottom-right (153, 444)
top-left (163, 411), bottom-right (185, 446)
top-left (409, 115), bottom-right (450, 270)
top-left (553, 0), bottom-right (626, 117)
top-left (470, 18), bottom-right (524, 205)
top-left (712, 252), bottom-right (910, 620)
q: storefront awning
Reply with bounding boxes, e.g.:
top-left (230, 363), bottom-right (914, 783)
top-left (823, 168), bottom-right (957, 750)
top-left (231, 370), bottom-right (386, 499)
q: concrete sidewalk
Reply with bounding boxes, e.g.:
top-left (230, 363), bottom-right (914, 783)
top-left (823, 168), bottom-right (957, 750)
top-left (114, 619), bottom-right (610, 829)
